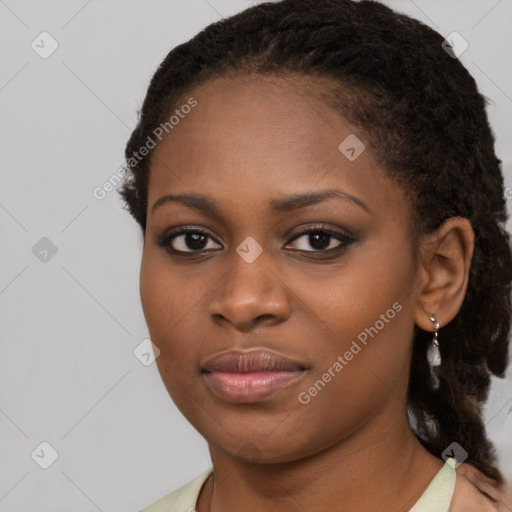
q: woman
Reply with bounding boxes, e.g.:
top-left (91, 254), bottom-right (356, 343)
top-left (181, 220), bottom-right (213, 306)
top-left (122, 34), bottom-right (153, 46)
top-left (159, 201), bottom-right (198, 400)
top-left (119, 0), bottom-right (512, 510)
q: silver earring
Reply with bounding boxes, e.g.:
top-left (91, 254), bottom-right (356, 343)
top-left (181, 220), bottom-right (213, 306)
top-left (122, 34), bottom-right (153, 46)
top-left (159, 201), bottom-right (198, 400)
top-left (427, 314), bottom-right (441, 367)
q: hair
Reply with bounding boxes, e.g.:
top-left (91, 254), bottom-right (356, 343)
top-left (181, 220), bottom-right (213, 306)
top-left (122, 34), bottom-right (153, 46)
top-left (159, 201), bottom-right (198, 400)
top-left (119, 0), bottom-right (512, 484)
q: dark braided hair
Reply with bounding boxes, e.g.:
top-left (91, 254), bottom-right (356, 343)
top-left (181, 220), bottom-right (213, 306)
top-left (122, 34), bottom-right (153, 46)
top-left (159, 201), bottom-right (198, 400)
top-left (119, 0), bottom-right (512, 484)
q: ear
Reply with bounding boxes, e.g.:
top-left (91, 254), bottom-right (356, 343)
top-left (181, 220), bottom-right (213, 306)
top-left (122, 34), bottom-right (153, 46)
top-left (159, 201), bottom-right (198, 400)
top-left (414, 217), bottom-right (474, 332)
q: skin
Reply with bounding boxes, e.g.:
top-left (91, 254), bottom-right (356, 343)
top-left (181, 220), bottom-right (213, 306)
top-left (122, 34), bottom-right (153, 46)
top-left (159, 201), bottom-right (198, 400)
top-left (139, 73), bottom-right (506, 511)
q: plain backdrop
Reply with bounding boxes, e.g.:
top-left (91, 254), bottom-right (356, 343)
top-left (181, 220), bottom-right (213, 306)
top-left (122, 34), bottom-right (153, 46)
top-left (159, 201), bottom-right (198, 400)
top-left (1, 1), bottom-right (511, 511)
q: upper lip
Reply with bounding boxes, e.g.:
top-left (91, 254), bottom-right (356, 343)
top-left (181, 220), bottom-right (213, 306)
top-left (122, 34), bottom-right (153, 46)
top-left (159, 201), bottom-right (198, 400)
top-left (201, 349), bottom-right (307, 373)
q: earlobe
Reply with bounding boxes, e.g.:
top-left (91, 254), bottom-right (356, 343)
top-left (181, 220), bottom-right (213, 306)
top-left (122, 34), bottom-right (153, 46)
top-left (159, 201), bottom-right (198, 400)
top-left (413, 216), bottom-right (474, 331)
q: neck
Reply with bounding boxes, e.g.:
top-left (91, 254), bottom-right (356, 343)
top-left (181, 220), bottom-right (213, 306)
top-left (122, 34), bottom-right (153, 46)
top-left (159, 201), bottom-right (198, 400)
top-left (198, 409), bottom-right (444, 512)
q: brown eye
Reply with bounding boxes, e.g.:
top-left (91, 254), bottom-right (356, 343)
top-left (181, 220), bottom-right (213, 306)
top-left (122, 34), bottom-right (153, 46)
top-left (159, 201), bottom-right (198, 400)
top-left (287, 227), bottom-right (354, 252)
top-left (157, 228), bottom-right (222, 254)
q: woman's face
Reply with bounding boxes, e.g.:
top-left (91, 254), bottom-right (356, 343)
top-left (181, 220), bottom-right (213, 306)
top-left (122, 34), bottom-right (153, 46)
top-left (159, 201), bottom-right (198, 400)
top-left (140, 74), bottom-right (422, 463)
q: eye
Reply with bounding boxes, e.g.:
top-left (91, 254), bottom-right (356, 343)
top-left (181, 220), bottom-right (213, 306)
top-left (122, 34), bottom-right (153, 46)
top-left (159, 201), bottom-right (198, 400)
top-left (157, 224), bottom-right (354, 256)
top-left (286, 226), bottom-right (353, 252)
top-left (157, 228), bottom-right (222, 254)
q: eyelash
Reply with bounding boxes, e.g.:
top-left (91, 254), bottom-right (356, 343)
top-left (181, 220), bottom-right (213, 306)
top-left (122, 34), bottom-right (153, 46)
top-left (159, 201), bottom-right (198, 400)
top-left (156, 224), bottom-right (355, 257)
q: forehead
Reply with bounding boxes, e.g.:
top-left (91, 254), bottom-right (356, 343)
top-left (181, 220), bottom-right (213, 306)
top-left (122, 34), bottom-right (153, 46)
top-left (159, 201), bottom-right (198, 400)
top-left (147, 73), bottom-right (406, 219)
top-left (154, 73), bottom-right (345, 158)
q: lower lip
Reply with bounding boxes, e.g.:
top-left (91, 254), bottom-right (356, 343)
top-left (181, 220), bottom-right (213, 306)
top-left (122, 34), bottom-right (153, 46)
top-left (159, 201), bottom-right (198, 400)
top-left (202, 370), bottom-right (305, 403)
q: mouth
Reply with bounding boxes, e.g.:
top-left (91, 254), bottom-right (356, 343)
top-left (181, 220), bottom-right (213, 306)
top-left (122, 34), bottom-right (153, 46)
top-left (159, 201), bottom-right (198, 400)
top-left (200, 349), bottom-right (308, 403)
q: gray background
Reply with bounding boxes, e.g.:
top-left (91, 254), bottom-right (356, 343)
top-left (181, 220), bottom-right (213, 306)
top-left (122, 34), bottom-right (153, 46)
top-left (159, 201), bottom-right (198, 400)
top-left (1, 1), bottom-right (511, 511)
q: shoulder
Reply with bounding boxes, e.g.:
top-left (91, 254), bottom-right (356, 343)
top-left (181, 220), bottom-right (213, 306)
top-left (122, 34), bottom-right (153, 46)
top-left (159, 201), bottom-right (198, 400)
top-left (138, 468), bottom-right (213, 512)
top-left (449, 463), bottom-right (512, 512)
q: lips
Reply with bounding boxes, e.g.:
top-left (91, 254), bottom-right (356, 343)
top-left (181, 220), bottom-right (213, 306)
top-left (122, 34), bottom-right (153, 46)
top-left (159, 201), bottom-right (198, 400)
top-left (201, 349), bottom-right (306, 373)
top-left (201, 349), bottom-right (308, 403)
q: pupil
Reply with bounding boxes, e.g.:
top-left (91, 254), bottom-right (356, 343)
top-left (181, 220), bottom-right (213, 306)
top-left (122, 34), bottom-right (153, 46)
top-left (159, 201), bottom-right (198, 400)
top-left (310, 232), bottom-right (330, 250)
top-left (186, 233), bottom-right (207, 250)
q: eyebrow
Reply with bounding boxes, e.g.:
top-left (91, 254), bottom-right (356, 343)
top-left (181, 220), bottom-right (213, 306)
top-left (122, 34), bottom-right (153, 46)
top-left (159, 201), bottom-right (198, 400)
top-left (151, 189), bottom-right (371, 216)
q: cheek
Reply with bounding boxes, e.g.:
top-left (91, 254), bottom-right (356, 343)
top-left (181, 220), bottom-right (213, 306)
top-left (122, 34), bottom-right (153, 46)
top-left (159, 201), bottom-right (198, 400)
top-left (309, 238), bottom-right (414, 342)
top-left (139, 251), bottom-right (200, 352)
top-left (297, 240), bottom-right (417, 402)
top-left (139, 253), bottom-right (206, 409)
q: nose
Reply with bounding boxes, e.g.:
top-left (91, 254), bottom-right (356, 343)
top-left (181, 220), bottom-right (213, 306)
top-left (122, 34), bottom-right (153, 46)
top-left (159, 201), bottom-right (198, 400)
top-left (207, 250), bottom-right (291, 330)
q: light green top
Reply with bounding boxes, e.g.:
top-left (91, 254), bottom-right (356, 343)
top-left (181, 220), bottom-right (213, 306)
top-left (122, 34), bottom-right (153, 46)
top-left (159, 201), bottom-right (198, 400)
top-left (140, 458), bottom-right (457, 512)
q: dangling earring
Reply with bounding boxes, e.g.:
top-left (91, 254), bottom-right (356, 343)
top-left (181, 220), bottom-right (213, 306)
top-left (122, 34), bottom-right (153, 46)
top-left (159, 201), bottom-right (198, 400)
top-left (427, 314), bottom-right (441, 367)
